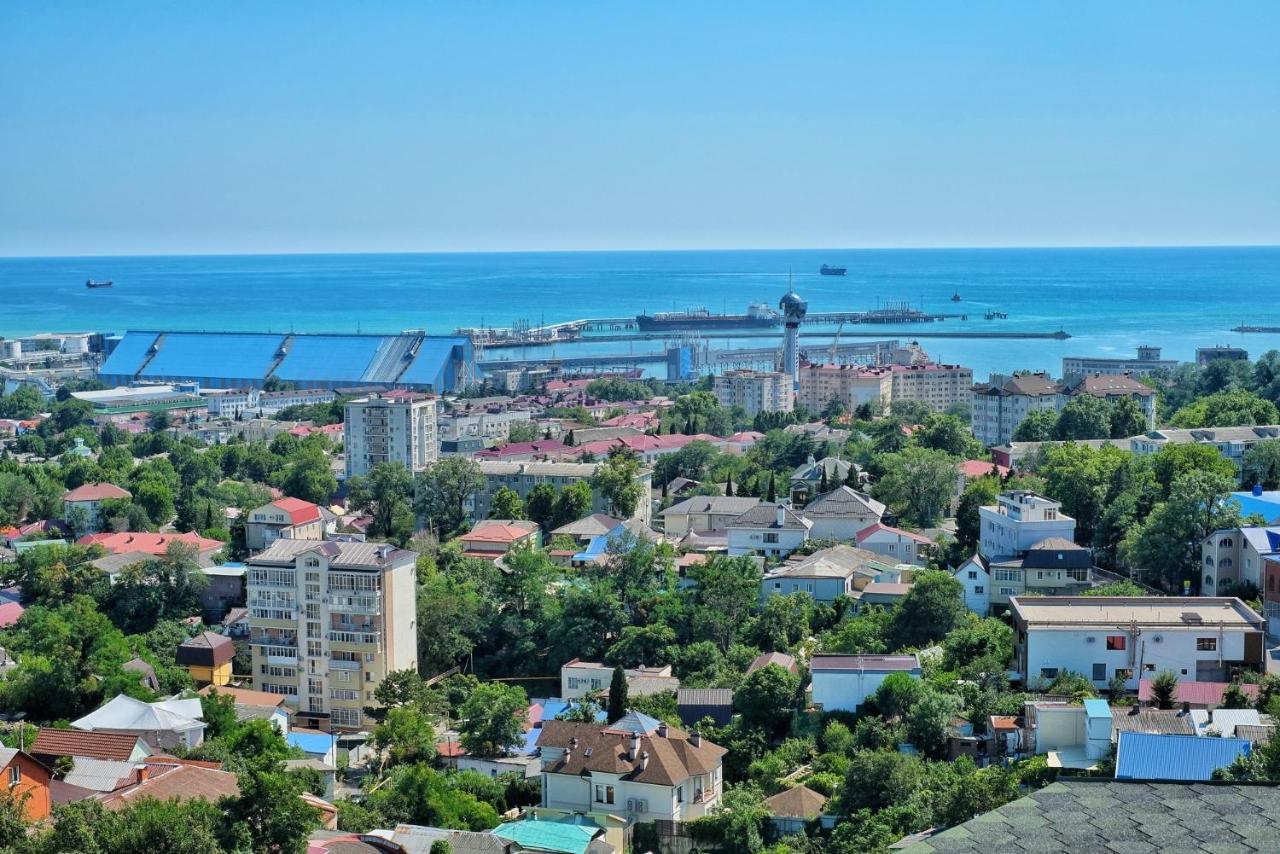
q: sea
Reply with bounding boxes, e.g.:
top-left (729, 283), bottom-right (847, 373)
top-left (1, 246), bottom-right (1277, 379)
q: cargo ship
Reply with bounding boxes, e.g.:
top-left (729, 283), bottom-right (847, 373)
top-left (820, 264), bottom-right (847, 276)
top-left (636, 303), bottom-right (781, 331)
top-left (85, 279), bottom-right (113, 289)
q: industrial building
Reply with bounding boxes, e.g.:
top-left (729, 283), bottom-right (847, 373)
top-left (99, 330), bottom-right (476, 393)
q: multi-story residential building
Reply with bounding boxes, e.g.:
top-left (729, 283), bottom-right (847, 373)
top-left (472, 460), bottom-right (653, 526)
top-left (953, 554), bottom-right (992, 615)
top-left (798, 362), bottom-right (972, 416)
top-left (727, 504), bottom-right (812, 558)
top-left (760, 544), bottom-right (888, 604)
top-left (536, 713), bottom-right (726, 824)
top-left (244, 497), bottom-right (328, 552)
top-left (1061, 346), bottom-right (1177, 382)
top-left (1264, 558), bottom-right (1280, 636)
top-left (1200, 526), bottom-right (1280, 594)
top-left (247, 540), bottom-right (418, 730)
top-left (560, 660), bottom-right (679, 700)
top-left (203, 388), bottom-right (260, 419)
top-left (1064, 374), bottom-right (1157, 430)
top-left (1131, 426), bottom-right (1280, 468)
top-left (1010, 596), bottom-right (1265, 689)
top-left (344, 392), bottom-right (438, 478)
top-left (1197, 346), bottom-right (1249, 366)
top-left (971, 373), bottom-right (1065, 447)
top-left (437, 404), bottom-right (534, 455)
top-left (979, 491), bottom-right (1076, 560)
top-left (713, 369), bottom-right (795, 417)
top-left (63, 483), bottom-right (131, 533)
top-left (988, 538), bottom-right (1094, 609)
top-left (257, 388), bottom-right (337, 417)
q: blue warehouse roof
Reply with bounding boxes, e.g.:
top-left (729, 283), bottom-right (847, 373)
top-left (1115, 731), bottom-right (1250, 782)
top-left (273, 335), bottom-right (384, 385)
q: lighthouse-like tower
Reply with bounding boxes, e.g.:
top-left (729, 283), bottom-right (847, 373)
top-left (779, 288), bottom-right (807, 389)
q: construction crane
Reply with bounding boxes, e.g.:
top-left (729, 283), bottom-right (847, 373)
top-left (828, 320), bottom-right (845, 365)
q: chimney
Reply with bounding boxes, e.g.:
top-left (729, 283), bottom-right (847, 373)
top-left (1128, 703), bottom-right (1140, 716)
top-left (628, 732), bottom-right (640, 761)
top-left (569, 736), bottom-right (578, 749)
top-left (689, 731), bottom-right (702, 748)
top-left (639, 751), bottom-right (649, 771)
top-left (135, 764), bottom-right (150, 784)
top-left (1181, 701), bottom-right (1192, 716)
top-left (657, 723), bottom-right (669, 738)
top-left (1208, 708), bottom-right (1214, 724)
top-left (776, 505), bottom-right (786, 527)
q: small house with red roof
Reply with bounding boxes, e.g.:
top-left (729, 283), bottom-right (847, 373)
top-left (244, 496), bottom-right (326, 551)
top-left (62, 482), bottom-right (132, 533)
top-left (855, 522), bottom-right (935, 566)
top-left (459, 519), bottom-right (541, 561)
top-left (78, 531), bottom-right (224, 566)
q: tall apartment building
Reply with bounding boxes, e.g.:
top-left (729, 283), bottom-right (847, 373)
top-left (344, 392), bottom-right (438, 478)
top-left (712, 370), bottom-right (795, 417)
top-left (247, 540), bottom-right (417, 730)
top-left (798, 363), bottom-right (972, 416)
top-left (971, 373), bottom-right (1064, 447)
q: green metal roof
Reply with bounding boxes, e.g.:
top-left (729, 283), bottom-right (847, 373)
top-left (492, 818), bottom-right (599, 854)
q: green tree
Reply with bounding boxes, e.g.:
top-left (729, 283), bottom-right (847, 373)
top-left (940, 615), bottom-right (1013, 676)
top-left (458, 682), bottom-right (528, 755)
top-left (688, 784), bottom-right (769, 854)
top-left (734, 664), bottom-right (800, 736)
top-left (1151, 443), bottom-right (1238, 497)
top-left (416, 457), bottom-right (485, 536)
top-left (1151, 670), bottom-right (1179, 709)
top-left (1109, 396), bottom-right (1150, 438)
top-left (687, 556), bottom-right (762, 651)
top-left (348, 461), bottom-right (415, 545)
top-left (220, 768), bottom-right (322, 854)
top-left (1011, 408), bottom-right (1058, 442)
top-left (416, 573), bottom-right (482, 673)
top-left (1124, 470), bottom-right (1241, 590)
top-left (872, 446), bottom-right (957, 527)
top-left (607, 665), bottom-right (628, 723)
top-left (905, 689), bottom-right (961, 759)
top-left (524, 483), bottom-right (558, 528)
top-left (1053, 396), bottom-right (1112, 440)
top-left (1172, 389), bottom-right (1279, 428)
top-left (373, 706), bottom-right (437, 767)
top-left (1242, 440), bottom-right (1280, 490)
top-left (488, 486), bottom-right (526, 520)
top-left (955, 476), bottom-right (999, 553)
top-left (914, 414), bottom-right (982, 457)
top-left (590, 449), bottom-right (644, 519)
top-left (888, 570), bottom-right (967, 650)
top-left (281, 447), bottom-right (337, 505)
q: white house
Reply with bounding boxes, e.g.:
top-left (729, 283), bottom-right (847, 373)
top-left (1200, 526), bottom-right (1280, 594)
top-left (62, 482), bottom-right (132, 533)
top-left (799, 486), bottom-right (886, 541)
top-left (71, 694), bottom-right (207, 751)
top-left (953, 553), bottom-right (991, 615)
top-left (536, 712), bottom-right (726, 823)
top-left (809, 654), bottom-right (922, 713)
top-left (560, 659), bottom-right (679, 701)
top-left (979, 491), bottom-right (1076, 560)
top-left (854, 523), bottom-right (933, 566)
top-left (760, 544), bottom-right (889, 604)
top-left (727, 504), bottom-right (812, 558)
top-left (1010, 596), bottom-right (1266, 690)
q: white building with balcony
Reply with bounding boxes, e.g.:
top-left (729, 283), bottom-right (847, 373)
top-left (979, 491), bottom-right (1076, 561)
top-left (246, 540), bottom-right (417, 730)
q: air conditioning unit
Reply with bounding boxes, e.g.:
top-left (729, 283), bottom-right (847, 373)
top-left (625, 799), bottom-right (637, 813)
top-left (1086, 637), bottom-right (1096, 644)
top-left (1153, 635), bottom-right (1163, 643)
top-left (635, 799), bottom-right (648, 814)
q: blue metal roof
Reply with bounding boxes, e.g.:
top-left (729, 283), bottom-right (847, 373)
top-left (99, 331), bottom-right (160, 378)
top-left (143, 332), bottom-right (284, 381)
top-left (274, 335), bottom-right (383, 384)
top-left (287, 730), bottom-right (337, 755)
top-left (398, 336), bottom-right (468, 389)
top-left (1115, 732), bottom-right (1250, 781)
top-left (1232, 491), bottom-right (1280, 523)
top-left (1083, 699), bottom-right (1112, 719)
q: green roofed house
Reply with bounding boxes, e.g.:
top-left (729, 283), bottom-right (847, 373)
top-left (492, 815), bottom-right (612, 854)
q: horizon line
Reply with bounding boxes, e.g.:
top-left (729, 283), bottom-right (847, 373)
top-left (2, 241), bottom-right (1278, 261)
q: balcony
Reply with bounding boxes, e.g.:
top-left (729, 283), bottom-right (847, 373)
top-left (328, 596), bottom-right (381, 615)
top-left (255, 644), bottom-right (298, 664)
top-left (330, 658), bottom-right (361, 670)
top-left (329, 630), bottom-right (381, 647)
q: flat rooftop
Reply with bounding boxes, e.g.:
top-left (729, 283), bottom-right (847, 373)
top-left (1010, 596), bottom-right (1263, 628)
top-left (810, 653), bottom-right (921, 672)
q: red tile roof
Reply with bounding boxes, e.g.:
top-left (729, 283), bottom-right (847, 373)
top-left (78, 531), bottom-right (223, 556)
top-left (63, 483), bottom-right (132, 502)
top-left (461, 520), bottom-right (539, 544)
top-left (97, 762), bottom-right (240, 810)
top-left (958, 460), bottom-right (1011, 479)
top-left (0, 601), bottom-right (24, 628)
top-left (32, 729), bottom-right (144, 762)
top-left (269, 497), bottom-right (322, 525)
top-left (1137, 679), bottom-right (1259, 707)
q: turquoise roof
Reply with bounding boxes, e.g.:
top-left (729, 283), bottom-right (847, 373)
top-left (492, 818), bottom-right (598, 854)
top-left (1083, 699), bottom-right (1112, 719)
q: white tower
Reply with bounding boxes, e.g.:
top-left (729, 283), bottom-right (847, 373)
top-left (779, 289), bottom-right (807, 389)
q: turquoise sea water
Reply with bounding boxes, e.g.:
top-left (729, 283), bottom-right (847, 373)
top-left (1, 247), bottom-right (1277, 378)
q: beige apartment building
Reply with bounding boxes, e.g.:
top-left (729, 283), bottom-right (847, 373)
top-left (247, 540), bottom-right (418, 730)
top-left (712, 369), bottom-right (795, 417)
top-left (798, 363), bottom-right (972, 416)
top-left (344, 391), bottom-right (438, 478)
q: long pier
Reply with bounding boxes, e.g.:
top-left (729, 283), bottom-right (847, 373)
top-left (479, 339), bottom-right (903, 374)
top-left (482, 328), bottom-right (1069, 350)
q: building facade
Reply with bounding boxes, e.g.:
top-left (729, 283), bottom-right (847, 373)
top-left (1200, 526), bottom-right (1280, 594)
top-left (798, 362), bottom-right (972, 416)
top-left (245, 497), bottom-right (327, 552)
top-left (1062, 346), bottom-right (1177, 382)
top-left (344, 392), bottom-right (439, 478)
top-left (979, 491), bottom-right (1076, 560)
top-left (712, 370), bottom-right (795, 418)
top-left (809, 654), bottom-right (922, 713)
top-left (1131, 426), bottom-right (1280, 468)
top-left (472, 461), bottom-right (653, 526)
top-left (971, 373), bottom-right (1065, 447)
top-left (247, 540), bottom-right (418, 730)
top-left (727, 504), bottom-right (812, 558)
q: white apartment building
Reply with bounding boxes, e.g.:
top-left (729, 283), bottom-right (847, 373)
top-left (560, 660), bottom-right (679, 700)
top-left (472, 460), bottom-right (653, 526)
top-left (798, 362), bottom-right (972, 416)
top-left (1132, 426), bottom-right (1280, 468)
top-left (258, 388), bottom-right (336, 416)
top-left (247, 540), bottom-right (418, 730)
top-left (979, 491), bottom-right (1076, 560)
top-left (204, 388), bottom-right (260, 419)
top-left (1062, 346), bottom-right (1177, 382)
top-left (971, 373), bottom-right (1065, 447)
top-left (344, 392), bottom-right (438, 478)
top-left (713, 369), bottom-right (796, 417)
top-left (438, 405), bottom-right (533, 447)
top-left (1201, 526), bottom-right (1280, 594)
top-left (1011, 596), bottom-right (1266, 689)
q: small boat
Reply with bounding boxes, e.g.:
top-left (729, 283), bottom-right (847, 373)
top-left (951, 291), bottom-right (961, 302)
top-left (85, 279), bottom-right (113, 289)
top-left (820, 264), bottom-right (846, 276)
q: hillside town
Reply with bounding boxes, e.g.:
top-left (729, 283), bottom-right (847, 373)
top-left (1, 324), bottom-right (1280, 853)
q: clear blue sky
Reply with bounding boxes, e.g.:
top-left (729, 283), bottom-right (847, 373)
top-left (2, 2), bottom-right (1277, 256)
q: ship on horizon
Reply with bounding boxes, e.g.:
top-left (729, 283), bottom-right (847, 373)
top-left (85, 279), bottom-right (113, 288)
top-left (635, 303), bottom-right (780, 331)
top-left (819, 264), bottom-right (846, 276)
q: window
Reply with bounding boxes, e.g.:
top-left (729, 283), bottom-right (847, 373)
top-left (763, 533), bottom-right (779, 544)
top-left (1197, 637), bottom-right (1218, 651)
top-left (677, 785), bottom-right (684, 803)
top-left (967, 571), bottom-right (978, 580)
top-left (974, 586), bottom-right (985, 594)
top-left (999, 587), bottom-right (1017, 596)
top-left (1115, 669), bottom-right (1133, 681)
top-left (7, 766), bottom-right (18, 787)
top-left (1205, 575), bottom-right (1214, 587)
top-left (1106, 635), bottom-right (1127, 651)
top-left (1040, 668), bottom-right (1059, 679)
top-left (1143, 663), bottom-right (1156, 672)
top-left (595, 784), bottom-right (615, 805)
top-left (1092, 663), bottom-right (1106, 681)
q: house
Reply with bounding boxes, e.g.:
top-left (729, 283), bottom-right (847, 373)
top-left (677, 689), bottom-right (734, 728)
top-left (200, 562), bottom-right (245, 621)
top-left (77, 531), bottom-right (225, 567)
top-left (198, 685), bottom-right (289, 733)
top-left (244, 497), bottom-right (327, 551)
top-left (62, 482), bottom-right (131, 533)
top-left (987, 538), bottom-right (1094, 610)
top-left (473, 461), bottom-right (653, 526)
top-left (978, 491), bottom-right (1076, 561)
top-left (799, 486), bottom-right (886, 541)
top-left (1200, 524), bottom-right (1280, 594)
top-left (989, 438), bottom-right (1125, 469)
top-left (287, 729), bottom-right (339, 767)
top-left (0, 749), bottom-right (52, 821)
top-left (1019, 699), bottom-right (1113, 768)
top-left (1010, 596), bottom-right (1266, 690)
top-left (550, 514), bottom-right (624, 548)
top-left (560, 660), bottom-right (679, 701)
top-left (1131, 425), bottom-right (1280, 468)
top-left (859, 581), bottom-right (914, 609)
top-left (855, 523), bottom-right (933, 566)
top-left (31, 729), bottom-right (151, 765)
top-left (71, 694), bottom-right (207, 751)
top-left (762, 784), bottom-right (830, 836)
top-left (809, 654), bottom-right (921, 713)
top-left (536, 712), bottom-right (727, 822)
top-left (746, 652), bottom-right (798, 677)
top-left (221, 605), bottom-right (250, 637)
top-left (790, 456), bottom-right (857, 507)
top-left (1114, 731), bottom-right (1251, 781)
top-left (891, 779), bottom-right (1280, 853)
top-left (122, 657), bottom-right (160, 692)
top-left (458, 520), bottom-right (541, 561)
top-left (727, 504), bottom-right (812, 558)
top-left (176, 631), bottom-right (236, 686)
top-left (96, 760), bottom-right (242, 811)
top-left (659, 496), bottom-right (761, 537)
top-left (761, 544), bottom-right (889, 604)
top-left (952, 554), bottom-right (991, 615)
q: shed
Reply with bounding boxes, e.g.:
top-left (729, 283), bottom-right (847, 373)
top-left (677, 688), bottom-right (734, 727)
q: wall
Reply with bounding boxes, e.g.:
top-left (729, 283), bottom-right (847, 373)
top-left (811, 669), bottom-right (919, 713)
top-left (1024, 627), bottom-right (1251, 689)
top-left (728, 527), bottom-right (808, 557)
top-left (762, 575), bottom-right (848, 605)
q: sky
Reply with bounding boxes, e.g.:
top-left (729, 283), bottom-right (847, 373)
top-left (1, 2), bottom-right (1278, 256)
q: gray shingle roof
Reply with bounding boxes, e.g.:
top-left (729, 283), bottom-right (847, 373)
top-left (894, 779), bottom-right (1280, 852)
top-left (731, 504), bottom-right (811, 530)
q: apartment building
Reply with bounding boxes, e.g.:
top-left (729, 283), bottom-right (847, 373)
top-left (437, 404), bottom-right (534, 454)
top-left (257, 388), bottom-right (337, 417)
top-left (1064, 374), bottom-right (1156, 430)
top-left (979, 491), bottom-right (1075, 560)
top-left (971, 373), bottom-right (1064, 447)
top-left (1131, 425), bottom-right (1280, 468)
top-left (247, 540), bottom-right (418, 730)
top-left (472, 460), bottom-right (653, 526)
top-left (203, 388), bottom-right (260, 419)
top-left (1200, 526), bottom-right (1280, 594)
top-left (344, 392), bottom-right (438, 478)
top-left (1062, 346), bottom-right (1177, 382)
top-left (712, 369), bottom-right (796, 417)
top-left (798, 362), bottom-right (972, 416)
top-left (63, 482), bottom-right (131, 533)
